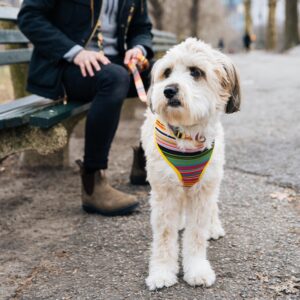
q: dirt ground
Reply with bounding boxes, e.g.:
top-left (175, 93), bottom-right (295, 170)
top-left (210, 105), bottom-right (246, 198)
top-left (0, 52), bottom-right (299, 300)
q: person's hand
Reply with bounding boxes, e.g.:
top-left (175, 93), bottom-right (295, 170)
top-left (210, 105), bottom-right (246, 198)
top-left (124, 47), bottom-right (143, 66)
top-left (74, 50), bottom-right (111, 77)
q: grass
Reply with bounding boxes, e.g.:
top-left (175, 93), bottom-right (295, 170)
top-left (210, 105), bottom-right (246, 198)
top-left (0, 66), bottom-right (14, 104)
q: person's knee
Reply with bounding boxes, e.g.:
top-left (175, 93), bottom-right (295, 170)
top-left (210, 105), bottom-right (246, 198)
top-left (96, 63), bottom-right (130, 97)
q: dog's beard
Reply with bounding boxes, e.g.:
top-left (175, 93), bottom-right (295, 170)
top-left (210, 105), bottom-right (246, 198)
top-left (152, 94), bottom-right (214, 128)
top-left (152, 97), bottom-right (190, 127)
top-left (163, 107), bottom-right (190, 127)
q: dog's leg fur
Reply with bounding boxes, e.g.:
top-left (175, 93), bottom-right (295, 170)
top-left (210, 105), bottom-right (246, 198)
top-left (182, 185), bottom-right (220, 287)
top-left (146, 189), bottom-right (182, 290)
top-left (209, 201), bottom-right (225, 240)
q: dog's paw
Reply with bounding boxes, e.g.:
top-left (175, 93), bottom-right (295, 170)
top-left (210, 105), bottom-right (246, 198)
top-left (209, 224), bottom-right (225, 240)
top-left (146, 269), bottom-right (177, 290)
top-left (183, 259), bottom-right (216, 287)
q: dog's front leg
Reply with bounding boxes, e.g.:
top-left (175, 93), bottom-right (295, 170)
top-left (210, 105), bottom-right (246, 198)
top-left (182, 187), bottom-right (217, 287)
top-left (146, 190), bottom-right (182, 290)
top-left (209, 201), bottom-right (225, 240)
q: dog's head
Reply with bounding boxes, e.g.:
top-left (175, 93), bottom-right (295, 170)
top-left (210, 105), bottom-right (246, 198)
top-left (148, 38), bottom-right (241, 126)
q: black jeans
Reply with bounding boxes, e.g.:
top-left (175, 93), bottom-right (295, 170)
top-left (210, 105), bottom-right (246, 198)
top-left (62, 55), bottom-right (151, 171)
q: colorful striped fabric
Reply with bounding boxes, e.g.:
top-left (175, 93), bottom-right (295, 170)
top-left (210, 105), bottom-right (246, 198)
top-left (127, 53), bottom-right (149, 103)
top-left (155, 119), bottom-right (214, 187)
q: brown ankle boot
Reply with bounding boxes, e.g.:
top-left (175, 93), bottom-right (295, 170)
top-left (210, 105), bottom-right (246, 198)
top-left (76, 160), bottom-right (139, 216)
top-left (130, 143), bottom-right (148, 186)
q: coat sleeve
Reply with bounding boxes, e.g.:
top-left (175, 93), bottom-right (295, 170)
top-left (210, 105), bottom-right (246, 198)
top-left (127, 0), bottom-right (154, 59)
top-left (17, 0), bottom-right (76, 62)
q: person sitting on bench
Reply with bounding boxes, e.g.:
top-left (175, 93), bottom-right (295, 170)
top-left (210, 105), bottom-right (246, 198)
top-left (18, 0), bottom-right (153, 216)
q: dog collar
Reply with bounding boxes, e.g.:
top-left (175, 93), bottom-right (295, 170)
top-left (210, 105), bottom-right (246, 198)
top-left (168, 123), bottom-right (206, 143)
top-left (155, 119), bottom-right (214, 188)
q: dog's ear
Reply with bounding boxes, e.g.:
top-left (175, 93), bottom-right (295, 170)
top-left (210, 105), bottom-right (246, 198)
top-left (222, 60), bottom-right (241, 114)
top-left (147, 74), bottom-right (153, 108)
top-left (147, 59), bottom-right (160, 113)
top-left (147, 73), bottom-right (154, 113)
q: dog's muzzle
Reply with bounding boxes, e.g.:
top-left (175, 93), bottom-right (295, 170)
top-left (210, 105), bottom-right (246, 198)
top-left (164, 84), bottom-right (181, 107)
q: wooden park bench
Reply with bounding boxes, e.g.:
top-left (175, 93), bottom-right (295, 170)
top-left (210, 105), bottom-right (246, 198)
top-left (0, 6), bottom-right (177, 166)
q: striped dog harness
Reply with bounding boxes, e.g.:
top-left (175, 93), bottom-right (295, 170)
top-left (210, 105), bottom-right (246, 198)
top-left (155, 119), bottom-right (214, 187)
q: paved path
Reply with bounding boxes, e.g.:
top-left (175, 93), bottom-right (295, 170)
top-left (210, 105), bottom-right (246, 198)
top-left (0, 52), bottom-right (299, 300)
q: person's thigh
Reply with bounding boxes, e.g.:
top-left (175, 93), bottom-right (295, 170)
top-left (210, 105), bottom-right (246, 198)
top-left (62, 63), bottom-right (96, 102)
top-left (62, 61), bottom-right (130, 102)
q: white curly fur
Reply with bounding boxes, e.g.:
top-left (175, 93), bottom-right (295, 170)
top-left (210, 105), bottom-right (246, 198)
top-left (142, 38), bottom-right (240, 290)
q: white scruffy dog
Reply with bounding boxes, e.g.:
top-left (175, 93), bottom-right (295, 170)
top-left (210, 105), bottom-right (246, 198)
top-left (141, 38), bottom-right (241, 290)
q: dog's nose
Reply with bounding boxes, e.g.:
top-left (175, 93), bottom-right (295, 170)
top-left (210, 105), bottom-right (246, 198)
top-left (164, 84), bottom-right (179, 99)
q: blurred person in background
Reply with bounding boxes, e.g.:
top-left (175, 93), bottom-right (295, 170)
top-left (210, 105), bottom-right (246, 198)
top-left (218, 38), bottom-right (225, 51)
top-left (18, 0), bottom-right (153, 216)
top-left (243, 31), bottom-right (252, 51)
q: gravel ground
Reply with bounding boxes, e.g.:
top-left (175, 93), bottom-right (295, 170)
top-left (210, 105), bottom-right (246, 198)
top-left (0, 51), bottom-right (299, 300)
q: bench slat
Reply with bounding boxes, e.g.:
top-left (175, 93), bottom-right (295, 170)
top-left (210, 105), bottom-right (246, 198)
top-left (0, 100), bottom-right (55, 119)
top-left (0, 95), bottom-right (57, 129)
top-left (30, 102), bottom-right (91, 129)
top-left (153, 36), bottom-right (177, 45)
top-left (0, 48), bottom-right (32, 65)
top-left (0, 7), bottom-right (19, 21)
top-left (152, 29), bottom-right (177, 39)
top-left (153, 45), bottom-right (176, 52)
top-left (3, 105), bottom-right (52, 128)
top-left (0, 29), bottom-right (29, 44)
top-left (0, 95), bottom-right (50, 114)
top-left (0, 31), bottom-right (174, 45)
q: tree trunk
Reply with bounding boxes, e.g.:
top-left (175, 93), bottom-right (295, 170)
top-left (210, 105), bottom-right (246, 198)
top-left (190, 0), bottom-right (200, 37)
top-left (148, 0), bottom-right (164, 30)
top-left (244, 0), bottom-right (252, 35)
top-left (284, 0), bottom-right (299, 50)
top-left (266, 0), bottom-right (277, 50)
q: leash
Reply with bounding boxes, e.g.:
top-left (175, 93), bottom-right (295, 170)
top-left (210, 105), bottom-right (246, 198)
top-left (126, 53), bottom-right (149, 103)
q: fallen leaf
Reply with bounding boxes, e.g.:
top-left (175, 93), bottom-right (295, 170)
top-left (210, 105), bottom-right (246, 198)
top-left (256, 272), bottom-right (269, 283)
top-left (270, 189), bottom-right (298, 202)
top-left (269, 277), bottom-right (300, 295)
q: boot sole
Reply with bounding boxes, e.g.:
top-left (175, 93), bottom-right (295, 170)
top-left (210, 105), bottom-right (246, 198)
top-left (130, 175), bottom-right (149, 186)
top-left (82, 202), bottom-right (139, 216)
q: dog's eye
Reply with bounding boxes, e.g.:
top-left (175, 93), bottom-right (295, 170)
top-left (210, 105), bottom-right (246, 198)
top-left (189, 67), bottom-right (204, 79)
top-left (163, 68), bottom-right (172, 78)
